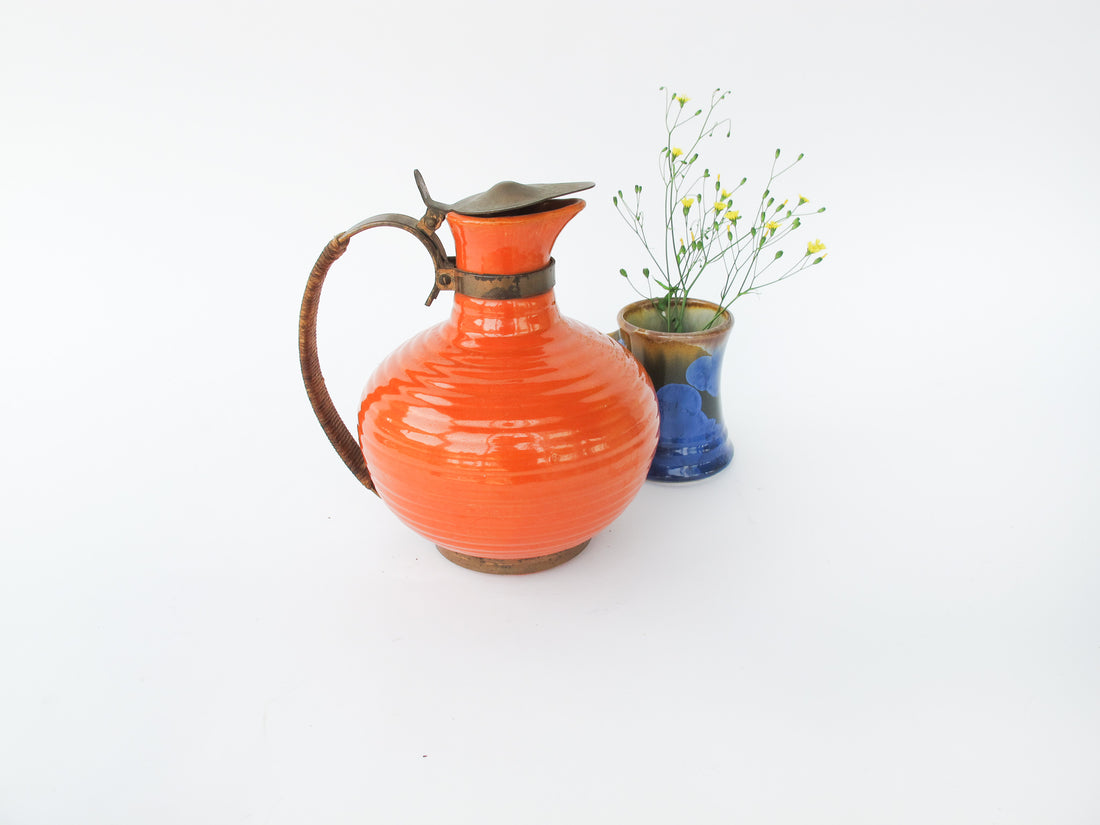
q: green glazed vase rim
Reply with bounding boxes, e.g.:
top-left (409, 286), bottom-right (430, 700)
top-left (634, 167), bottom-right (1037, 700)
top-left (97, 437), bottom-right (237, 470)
top-left (617, 298), bottom-right (734, 342)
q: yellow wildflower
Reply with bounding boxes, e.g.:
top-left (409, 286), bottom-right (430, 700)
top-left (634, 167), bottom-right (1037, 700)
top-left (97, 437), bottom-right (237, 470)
top-left (671, 147), bottom-right (684, 159)
top-left (675, 95), bottom-right (690, 107)
top-left (681, 197), bottom-right (694, 208)
top-left (765, 221), bottom-right (780, 232)
top-left (720, 189), bottom-right (732, 200)
top-left (713, 202), bottom-right (728, 212)
top-left (798, 194), bottom-right (809, 205)
top-left (726, 210), bottom-right (740, 222)
top-left (807, 239), bottom-right (827, 254)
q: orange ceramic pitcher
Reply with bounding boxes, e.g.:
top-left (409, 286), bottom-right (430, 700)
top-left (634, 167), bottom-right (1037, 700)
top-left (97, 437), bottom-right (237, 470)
top-left (299, 171), bottom-right (659, 574)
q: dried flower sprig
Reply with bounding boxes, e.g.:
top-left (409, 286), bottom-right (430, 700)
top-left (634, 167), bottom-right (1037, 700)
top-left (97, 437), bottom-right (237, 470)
top-left (613, 87), bottom-right (828, 332)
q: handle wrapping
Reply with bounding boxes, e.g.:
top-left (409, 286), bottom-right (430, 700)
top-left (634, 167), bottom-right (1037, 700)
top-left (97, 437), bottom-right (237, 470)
top-left (298, 211), bottom-right (449, 494)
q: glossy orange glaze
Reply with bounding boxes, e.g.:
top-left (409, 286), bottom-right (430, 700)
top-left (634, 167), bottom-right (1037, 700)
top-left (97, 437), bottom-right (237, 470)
top-left (448, 198), bottom-right (585, 274)
top-left (356, 199), bottom-right (658, 560)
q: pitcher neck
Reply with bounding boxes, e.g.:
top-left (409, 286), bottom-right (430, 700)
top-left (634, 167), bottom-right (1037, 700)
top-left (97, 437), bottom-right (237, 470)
top-left (446, 198), bottom-right (585, 275)
top-left (450, 292), bottom-right (562, 336)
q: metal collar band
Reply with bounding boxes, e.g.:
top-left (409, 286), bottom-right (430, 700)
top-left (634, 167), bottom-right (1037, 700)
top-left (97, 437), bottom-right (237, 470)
top-left (453, 260), bottom-right (556, 301)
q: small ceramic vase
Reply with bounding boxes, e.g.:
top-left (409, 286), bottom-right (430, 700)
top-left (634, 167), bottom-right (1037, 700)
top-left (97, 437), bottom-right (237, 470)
top-left (616, 299), bottom-right (734, 481)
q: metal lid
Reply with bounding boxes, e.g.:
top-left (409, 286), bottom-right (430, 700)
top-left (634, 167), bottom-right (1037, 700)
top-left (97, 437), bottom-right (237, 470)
top-left (414, 169), bottom-right (594, 216)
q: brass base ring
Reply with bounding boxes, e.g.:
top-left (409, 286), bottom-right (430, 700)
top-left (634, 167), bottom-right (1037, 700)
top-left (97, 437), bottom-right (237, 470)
top-left (436, 540), bottom-right (590, 575)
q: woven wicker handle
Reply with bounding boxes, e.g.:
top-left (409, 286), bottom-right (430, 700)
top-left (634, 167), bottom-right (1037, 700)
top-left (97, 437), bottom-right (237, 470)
top-left (298, 211), bottom-right (450, 494)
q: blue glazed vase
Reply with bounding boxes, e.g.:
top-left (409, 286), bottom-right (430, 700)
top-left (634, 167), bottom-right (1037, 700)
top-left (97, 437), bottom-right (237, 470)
top-left (616, 299), bottom-right (734, 482)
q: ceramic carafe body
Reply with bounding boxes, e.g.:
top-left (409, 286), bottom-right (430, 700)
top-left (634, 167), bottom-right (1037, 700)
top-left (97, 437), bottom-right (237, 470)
top-left (300, 175), bottom-right (659, 573)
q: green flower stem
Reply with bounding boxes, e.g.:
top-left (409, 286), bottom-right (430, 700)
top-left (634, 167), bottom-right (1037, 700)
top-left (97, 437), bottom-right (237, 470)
top-left (614, 86), bottom-right (827, 332)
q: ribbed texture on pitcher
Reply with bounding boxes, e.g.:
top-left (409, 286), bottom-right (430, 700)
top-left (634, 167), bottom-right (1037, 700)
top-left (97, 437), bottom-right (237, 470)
top-left (358, 292), bottom-right (658, 561)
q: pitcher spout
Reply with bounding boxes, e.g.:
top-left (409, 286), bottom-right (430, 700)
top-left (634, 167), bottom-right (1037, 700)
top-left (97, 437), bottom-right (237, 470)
top-left (447, 198), bottom-right (586, 276)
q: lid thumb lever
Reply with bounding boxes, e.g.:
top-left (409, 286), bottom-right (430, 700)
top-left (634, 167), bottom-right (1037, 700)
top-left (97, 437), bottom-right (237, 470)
top-left (414, 169), bottom-right (451, 214)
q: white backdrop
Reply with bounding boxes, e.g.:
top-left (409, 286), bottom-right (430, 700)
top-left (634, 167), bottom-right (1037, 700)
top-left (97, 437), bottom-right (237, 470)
top-left (3, 0), bottom-right (1099, 822)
